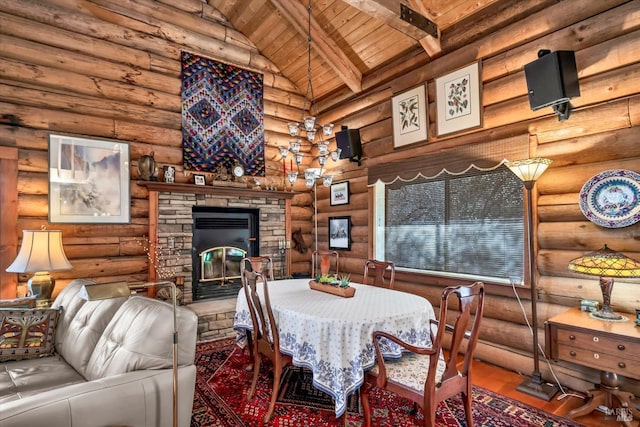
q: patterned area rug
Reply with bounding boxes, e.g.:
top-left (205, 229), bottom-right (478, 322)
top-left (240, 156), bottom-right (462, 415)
top-left (191, 338), bottom-right (583, 427)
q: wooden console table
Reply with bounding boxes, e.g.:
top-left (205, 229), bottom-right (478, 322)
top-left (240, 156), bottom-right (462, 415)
top-left (545, 307), bottom-right (640, 425)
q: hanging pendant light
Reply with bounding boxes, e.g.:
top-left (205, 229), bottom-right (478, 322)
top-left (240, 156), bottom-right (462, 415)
top-left (279, 0), bottom-right (342, 188)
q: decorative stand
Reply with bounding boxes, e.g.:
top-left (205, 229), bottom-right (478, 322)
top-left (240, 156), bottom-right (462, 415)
top-left (278, 239), bottom-right (293, 279)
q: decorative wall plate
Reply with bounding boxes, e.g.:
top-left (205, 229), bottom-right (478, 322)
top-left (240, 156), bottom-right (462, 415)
top-left (579, 169), bottom-right (640, 228)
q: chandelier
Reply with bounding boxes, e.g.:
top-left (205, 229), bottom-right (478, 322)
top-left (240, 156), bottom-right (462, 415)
top-left (279, 0), bottom-right (342, 189)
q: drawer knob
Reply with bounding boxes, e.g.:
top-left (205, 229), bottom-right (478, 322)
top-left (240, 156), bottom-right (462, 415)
top-left (618, 362), bottom-right (626, 369)
top-left (593, 337), bottom-right (599, 343)
top-left (593, 353), bottom-right (600, 359)
top-left (618, 344), bottom-right (625, 351)
top-left (569, 335), bottom-right (576, 340)
top-left (569, 351), bottom-right (576, 357)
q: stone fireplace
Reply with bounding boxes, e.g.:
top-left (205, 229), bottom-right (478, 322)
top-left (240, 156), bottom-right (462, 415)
top-left (143, 182), bottom-right (294, 341)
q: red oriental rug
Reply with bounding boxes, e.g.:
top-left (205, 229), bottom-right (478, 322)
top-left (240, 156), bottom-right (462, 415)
top-left (191, 338), bottom-right (582, 427)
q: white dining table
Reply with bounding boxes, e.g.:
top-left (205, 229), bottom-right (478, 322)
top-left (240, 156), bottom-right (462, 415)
top-left (233, 278), bottom-right (436, 417)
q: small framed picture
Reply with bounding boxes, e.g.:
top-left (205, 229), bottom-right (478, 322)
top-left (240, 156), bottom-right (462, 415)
top-left (392, 85), bottom-right (428, 148)
top-left (330, 181), bottom-right (350, 206)
top-left (163, 166), bottom-right (175, 183)
top-left (328, 216), bottom-right (351, 251)
top-left (635, 309), bottom-right (640, 326)
top-left (193, 174), bottom-right (206, 186)
top-left (435, 61), bottom-right (483, 136)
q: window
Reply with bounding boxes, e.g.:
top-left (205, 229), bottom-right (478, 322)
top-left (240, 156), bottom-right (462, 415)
top-left (373, 165), bottom-right (525, 283)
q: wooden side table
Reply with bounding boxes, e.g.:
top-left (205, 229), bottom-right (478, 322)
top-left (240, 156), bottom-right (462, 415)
top-left (546, 307), bottom-right (640, 425)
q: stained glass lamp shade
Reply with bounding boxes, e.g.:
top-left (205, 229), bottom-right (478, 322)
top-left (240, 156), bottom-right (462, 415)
top-left (568, 244), bottom-right (640, 320)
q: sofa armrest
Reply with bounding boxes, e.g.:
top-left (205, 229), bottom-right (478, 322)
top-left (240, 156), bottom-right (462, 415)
top-left (0, 366), bottom-right (196, 427)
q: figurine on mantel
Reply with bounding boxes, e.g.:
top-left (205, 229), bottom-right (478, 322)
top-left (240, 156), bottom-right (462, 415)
top-left (214, 163), bottom-right (229, 181)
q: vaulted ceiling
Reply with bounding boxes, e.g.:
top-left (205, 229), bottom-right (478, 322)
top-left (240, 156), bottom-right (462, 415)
top-left (206, 0), bottom-right (555, 107)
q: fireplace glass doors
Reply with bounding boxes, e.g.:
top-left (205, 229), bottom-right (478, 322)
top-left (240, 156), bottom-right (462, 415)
top-left (200, 246), bottom-right (246, 283)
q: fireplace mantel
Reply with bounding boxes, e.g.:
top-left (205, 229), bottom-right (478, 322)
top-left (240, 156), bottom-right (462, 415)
top-left (138, 181), bottom-right (297, 199)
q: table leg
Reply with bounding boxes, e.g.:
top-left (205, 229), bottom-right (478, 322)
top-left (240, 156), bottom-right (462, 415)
top-left (568, 371), bottom-right (640, 425)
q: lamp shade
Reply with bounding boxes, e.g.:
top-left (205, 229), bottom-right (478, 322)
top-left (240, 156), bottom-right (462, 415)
top-left (505, 158), bottom-right (553, 183)
top-left (6, 229), bottom-right (73, 273)
top-left (568, 244), bottom-right (640, 278)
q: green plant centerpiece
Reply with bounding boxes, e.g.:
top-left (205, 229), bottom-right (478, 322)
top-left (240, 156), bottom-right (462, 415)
top-left (338, 274), bottom-right (350, 288)
top-left (309, 273), bottom-right (355, 298)
top-left (315, 274), bottom-right (338, 285)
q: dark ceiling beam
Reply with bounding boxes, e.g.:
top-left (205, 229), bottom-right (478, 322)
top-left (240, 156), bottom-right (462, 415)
top-left (342, 0), bottom-right (441, 58)
top-left (269, 0), bottom-right (362, 93)
top-left (406, 0), bottom-right (442, 58)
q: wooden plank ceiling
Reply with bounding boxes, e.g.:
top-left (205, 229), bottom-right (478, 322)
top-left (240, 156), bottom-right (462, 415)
top-left (206, 0), bottom-right (555, 107)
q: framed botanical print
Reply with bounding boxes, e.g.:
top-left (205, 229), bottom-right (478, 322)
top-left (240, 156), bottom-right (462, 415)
top-left (330, 181), bottom-right (350, 206)
top-left (392, 85), bottom-right (428, 148)
top-left (48, 133), bottom-right (130, 224)
top-left (435, 61), bottom-right (483, 136)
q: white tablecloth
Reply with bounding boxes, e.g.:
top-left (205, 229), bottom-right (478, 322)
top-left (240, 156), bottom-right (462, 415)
top-left (233, 279), bottom-right (435, 417)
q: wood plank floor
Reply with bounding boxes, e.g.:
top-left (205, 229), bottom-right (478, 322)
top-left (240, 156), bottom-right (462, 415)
top-left (472, 359), bottom-right (636, 426)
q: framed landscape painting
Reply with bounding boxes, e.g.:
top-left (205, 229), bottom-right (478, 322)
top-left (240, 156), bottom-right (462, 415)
top-left (48, 134), bottom-right (130, 223)
top-left (328, 216), bottom-right (351, 251)
top-left (435, 61), bottom-right (483, 136)
top-left (392, 85), bottom-right (428, 148)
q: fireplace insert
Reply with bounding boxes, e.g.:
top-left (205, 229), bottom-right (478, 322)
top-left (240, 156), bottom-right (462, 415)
top-left (192, 207), bottom-right (259, 300)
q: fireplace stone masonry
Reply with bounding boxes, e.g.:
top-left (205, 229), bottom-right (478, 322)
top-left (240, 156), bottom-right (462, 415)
top-left (153, 190), bottom-right (287, 340)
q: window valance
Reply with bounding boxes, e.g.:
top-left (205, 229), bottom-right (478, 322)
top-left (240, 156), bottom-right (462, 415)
top-left (368, 135), bottom-right (530, 185)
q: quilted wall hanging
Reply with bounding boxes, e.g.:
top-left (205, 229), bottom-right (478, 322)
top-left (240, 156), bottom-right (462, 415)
top-left (181, 51), bottom-right (265, 176)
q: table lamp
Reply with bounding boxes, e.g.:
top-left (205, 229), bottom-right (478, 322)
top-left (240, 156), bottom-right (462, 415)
top-left (505, 157), bottom-right (558, 401)
top-left (568, 244), bottom-right (640, 321)
top-left (6, 226), bottom-right (73, 306)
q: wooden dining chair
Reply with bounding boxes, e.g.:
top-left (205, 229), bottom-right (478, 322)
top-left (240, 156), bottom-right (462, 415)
top-left (241, 256), bottom-right (274, 281)
top-left (312, 250), bottom-right (339, 277)
top-left (363, 259), bottom-right (396, 289)
top-left (360, 281), bottom-right (485, 427)
top-left (241, 268), bottom-right (292, 423)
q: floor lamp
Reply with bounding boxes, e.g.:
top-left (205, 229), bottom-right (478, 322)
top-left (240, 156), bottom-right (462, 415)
top-left (505, 157), bottom-right (559, 401)
top-left (80, 280), bottom-right (179, 427)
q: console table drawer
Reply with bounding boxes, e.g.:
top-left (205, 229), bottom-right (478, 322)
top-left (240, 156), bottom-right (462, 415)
top-left (556, 345), bottom-right (640, 377)
top-left (556, 329), bottom-right (640, 360)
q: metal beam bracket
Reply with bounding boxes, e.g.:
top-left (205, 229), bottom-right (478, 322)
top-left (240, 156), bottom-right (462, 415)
top-left (400, 4), bottom-right (438, 38)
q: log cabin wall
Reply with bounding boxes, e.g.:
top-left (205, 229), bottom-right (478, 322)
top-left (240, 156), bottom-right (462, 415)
top-left (0, 0), bottom-right (638, 397)
top-left (317, 0), bottom-right (640, 395)
top-left (0, 0), bottom-right (311, 296)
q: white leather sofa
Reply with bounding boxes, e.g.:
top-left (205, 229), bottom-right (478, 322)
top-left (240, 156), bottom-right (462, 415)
top-left (0, 279), bottom-right (198, 427)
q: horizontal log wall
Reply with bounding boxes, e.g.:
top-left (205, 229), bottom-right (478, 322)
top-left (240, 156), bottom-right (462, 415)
top-left (319, 0), bottom-right (640, 395)
top-left (0, 0), bottom-right (313, 296)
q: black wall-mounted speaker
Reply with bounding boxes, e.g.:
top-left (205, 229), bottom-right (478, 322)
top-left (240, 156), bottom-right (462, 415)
top-left (335, 126), bottom-right (362, 161)
top-left (524, 50), bottom-right (580, 111)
